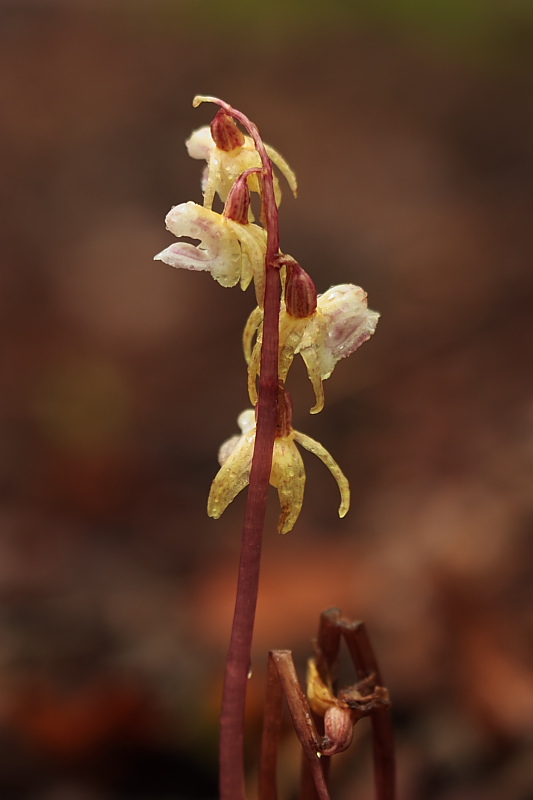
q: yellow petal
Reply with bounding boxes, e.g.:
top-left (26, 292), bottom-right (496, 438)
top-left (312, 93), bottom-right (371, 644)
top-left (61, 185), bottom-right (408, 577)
top-left (299, 347), bottom-right (325, 414)
top-left (243, 308), bottom-right (263, 407)
top-left (292, 431), bottom-right (350, 518)
top-left (270, 437), bottom-right (306, 534)
top-left (306, 658), bottom-right (336, 717)
top-left (278, 312), bottom-right (310, 385)
top-left (247, 339), bottom-right (261, 407)
top-left (207, 431), bottom-right (254, 520)
top-left (265, 143), bottom-right (298, 198)
top-left (227, 221), bottom-right (267, 303)
top-left (243, 307), bottom-right (263, 366)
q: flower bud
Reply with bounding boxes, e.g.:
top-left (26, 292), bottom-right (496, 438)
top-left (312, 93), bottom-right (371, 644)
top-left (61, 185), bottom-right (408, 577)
top-left (285, 260), bottom-right (317, 319)
top-left (223, 174), bottom-right (251, 224)
top-left (321, 706), bottom-right (355, 756)
top-left (211, 109), bottom-right (245, 152)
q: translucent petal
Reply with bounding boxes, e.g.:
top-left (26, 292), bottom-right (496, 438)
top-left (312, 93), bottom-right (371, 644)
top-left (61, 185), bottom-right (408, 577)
top-left (243, 307), bottom-right (263, 366)
top-left (278, 313), bottom-right (309, 384)
top-left (207, 430), bottom-right (254, 519)
top-left (299, 347), bottom-right (325, 414)
top-left (210, 146), bottom-right (261, 208)
top-left (265, 143), bottom-right (298, 198)
top-left (310, 285), bottom-right (380, 379)
top-left (227, 221), bottom-right (267, 302)
top-left (187, 102), bottom-right (297, 210)
top-left (156, 202), bottom-right (242, 288)
top-left (237, 408), bottom-right (256, 434)
top-left (247, 337), bottom-right (261, 407)
top-left (186, 126), bottom-right (214, 161)
top-left (218, 434), bottom-right (241, 466)
top-left (270, 437), bottom-right (306, 534)
top-left (293, 431), bottom-right (350, 518)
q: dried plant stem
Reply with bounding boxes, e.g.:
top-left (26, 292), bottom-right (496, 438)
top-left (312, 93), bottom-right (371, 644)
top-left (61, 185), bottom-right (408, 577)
top-left (299, 610), bottom-right (342, 800)
top-left (258, 651), bottom-right (284, 800)
top-left (263, 651), bottom-right (331, 800)
top-left (339, 618), bottom-right (396, 800)
top-left (213, 99), bottom-right (281, 800)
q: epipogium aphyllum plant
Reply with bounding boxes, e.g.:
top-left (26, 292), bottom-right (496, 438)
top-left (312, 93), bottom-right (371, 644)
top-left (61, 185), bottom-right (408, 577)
top-left (155, 97), bottom-right (395, 800)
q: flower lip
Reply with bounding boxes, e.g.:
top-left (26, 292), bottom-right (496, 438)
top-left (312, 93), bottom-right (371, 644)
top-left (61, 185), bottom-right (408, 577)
top-left (153, 201), bottom-right (242, 287)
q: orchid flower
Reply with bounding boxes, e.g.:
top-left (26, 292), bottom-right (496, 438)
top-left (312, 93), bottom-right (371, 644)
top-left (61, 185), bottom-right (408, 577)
top-left (244, 284), bottom-right (380, 414)
top-left (154, 200), bottom-right (267, 300)
top-left (186, 102), bottom-right (297, 213)
top-left (207, 408), bottom-right (350, 534)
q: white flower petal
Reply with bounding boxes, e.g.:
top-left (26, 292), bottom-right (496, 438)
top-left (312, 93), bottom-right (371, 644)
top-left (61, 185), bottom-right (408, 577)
top-left (186, 126), bottom-right (214, 161)
top-left (317, 284), bottom-right (380, 376)
top-left (157, 201), bottom-right (242, 288)
top-left (298, 284), bottom-right (379, 381)
top-left (154, 243), bottom-right (213, 272)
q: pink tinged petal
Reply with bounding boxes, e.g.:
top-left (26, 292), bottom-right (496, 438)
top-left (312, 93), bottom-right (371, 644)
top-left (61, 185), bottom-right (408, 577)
top-left (155, 202), bottom-right (242, 288)
top-left (292, 431), bottom-right (350, 518)
top-left (186, 126), bottom-right (215, 161)
top-left (317, 284), bottom-right (380, 378)
top-left (270, 437), bottom-right (306, 534)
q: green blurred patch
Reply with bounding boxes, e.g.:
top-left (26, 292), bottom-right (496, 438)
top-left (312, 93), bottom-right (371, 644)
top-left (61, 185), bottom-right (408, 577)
top-left (121, 0), bottom-right (533, 67)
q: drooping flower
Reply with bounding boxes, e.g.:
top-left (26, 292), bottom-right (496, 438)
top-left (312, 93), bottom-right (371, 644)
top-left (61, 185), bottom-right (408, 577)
top-left (244, 284), bottom-right (380, 414)
top-left (186, 110), bottom-right (297, 212)
top-left (207, 407), bottom-right (350, 534)
top-left (154, 200), bottom-right (267, 298)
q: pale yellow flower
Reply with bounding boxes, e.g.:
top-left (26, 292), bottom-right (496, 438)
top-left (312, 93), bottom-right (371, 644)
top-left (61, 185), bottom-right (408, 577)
top-left (154, 201), bottom-right (266, 297)
top-left (245, 284), bottom-right (380, 414)
top-left (207, 409), bottom-right (350, 534)
top-left (186, 124), bottom-right (297, 212)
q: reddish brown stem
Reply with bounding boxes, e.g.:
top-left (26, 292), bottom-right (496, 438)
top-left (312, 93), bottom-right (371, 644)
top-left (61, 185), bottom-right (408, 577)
top-left (300, 608), bottom-right (343, 800)
top-left (204, 98), bottom-right (280, 800)
top-left (259, 652), bottom-right (284, 800)
top-left (270, 651), bottom-right (331, 800)
top-left (341, 620), bottom-right (396, 800)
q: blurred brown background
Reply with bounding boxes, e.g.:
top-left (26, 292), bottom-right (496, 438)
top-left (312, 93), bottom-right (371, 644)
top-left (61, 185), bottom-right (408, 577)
top-left (1, 1), bottom-right (533, 798)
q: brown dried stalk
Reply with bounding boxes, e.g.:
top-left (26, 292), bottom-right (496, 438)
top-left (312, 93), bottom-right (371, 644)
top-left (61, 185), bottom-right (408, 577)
top-left (258, 608), bottom-right (395, 800)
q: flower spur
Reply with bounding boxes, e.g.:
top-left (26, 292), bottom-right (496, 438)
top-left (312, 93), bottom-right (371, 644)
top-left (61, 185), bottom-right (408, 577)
top-left (207, 391), bottom-right (350, 535)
